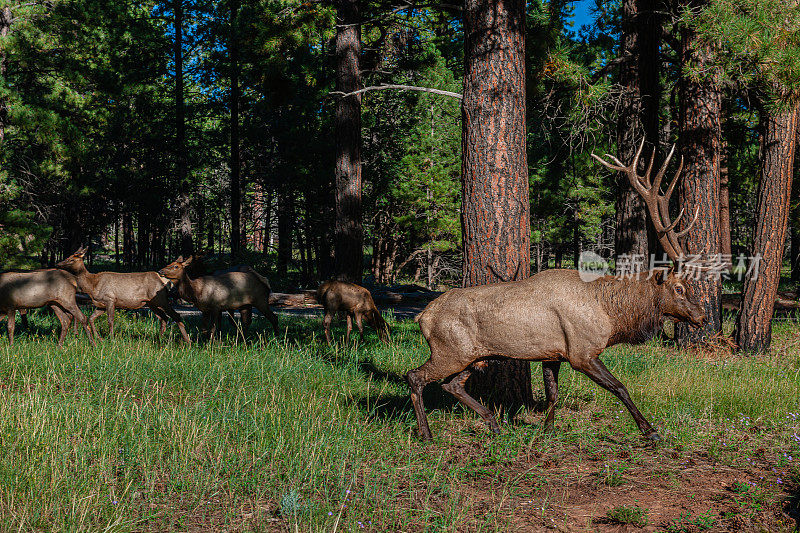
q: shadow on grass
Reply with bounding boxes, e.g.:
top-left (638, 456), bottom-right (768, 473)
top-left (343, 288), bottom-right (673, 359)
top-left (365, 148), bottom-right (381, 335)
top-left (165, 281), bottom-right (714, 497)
top-left (787, 484), bottom-right (800, 530)
top-left (355, 382), bottom-right (457, 422)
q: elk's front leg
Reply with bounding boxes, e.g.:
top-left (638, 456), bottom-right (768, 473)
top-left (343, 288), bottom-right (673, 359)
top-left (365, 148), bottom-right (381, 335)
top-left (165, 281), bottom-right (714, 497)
top-left (573, 357), bottom-right (660, 441)
top-left (542, 361), bottom-right (561, 430)
top-left (442, 368), bottom-right (501, 434)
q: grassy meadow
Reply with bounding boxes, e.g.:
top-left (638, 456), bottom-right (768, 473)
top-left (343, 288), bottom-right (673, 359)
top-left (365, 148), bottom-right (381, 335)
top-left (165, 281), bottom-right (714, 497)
top-left (0, 308), bottom-right (799, 531)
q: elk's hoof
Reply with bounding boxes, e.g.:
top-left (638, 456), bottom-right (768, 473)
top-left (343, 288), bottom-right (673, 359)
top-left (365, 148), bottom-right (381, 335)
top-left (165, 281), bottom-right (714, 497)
top-left (645, 431), bottom-right (662, 442)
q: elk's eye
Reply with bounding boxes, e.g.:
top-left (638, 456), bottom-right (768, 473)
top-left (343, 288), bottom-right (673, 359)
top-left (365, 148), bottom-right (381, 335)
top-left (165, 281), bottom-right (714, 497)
top-left (675, 285), bottom-right (685, 296)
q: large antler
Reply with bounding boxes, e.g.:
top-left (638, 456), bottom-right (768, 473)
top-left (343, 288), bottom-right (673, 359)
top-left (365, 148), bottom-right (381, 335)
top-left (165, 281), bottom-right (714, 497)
top-left (591, 140), bottom-right (698, 262)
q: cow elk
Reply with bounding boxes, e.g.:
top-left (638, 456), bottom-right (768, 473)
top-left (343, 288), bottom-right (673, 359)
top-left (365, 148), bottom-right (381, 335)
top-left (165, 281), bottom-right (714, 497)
top-left (158, 256), bottom-right (279, 341)
top-left (0, 268), bottom-right (95, 346)
top-left (57, 247), bottom-right (191, 343)
top-left (406, 141), bottom-right (705, 442)
top-left (317, 280), bottom-right (390, 344)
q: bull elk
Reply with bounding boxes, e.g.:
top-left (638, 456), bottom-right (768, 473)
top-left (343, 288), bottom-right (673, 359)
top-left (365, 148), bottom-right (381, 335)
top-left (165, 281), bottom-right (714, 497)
top-left (406, 141), bottom-right (705, 442)
top-left (57, 247), bottom-right (191, 343)
top-left (158, 256), bottom-right (279, 340)
top-left (317, 280), bottom-right (390, 344)
top-left (0, 268), bottom-right (95, 346)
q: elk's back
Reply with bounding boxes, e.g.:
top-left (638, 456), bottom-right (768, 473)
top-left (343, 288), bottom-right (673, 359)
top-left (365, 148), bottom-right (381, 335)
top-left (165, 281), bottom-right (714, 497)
top-left (89, 271), bottom-right (168, 307)
top-left (198, 271), bottom-right (269, 309)
top-left (0, 270), bottom-right (77, 310)
top-left (417, 269), bottom-right (613, 361)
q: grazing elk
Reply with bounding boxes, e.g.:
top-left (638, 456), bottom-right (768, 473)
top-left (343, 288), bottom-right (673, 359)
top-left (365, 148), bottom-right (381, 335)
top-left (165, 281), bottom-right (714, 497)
top-left (407, 141), bottom-right (705, 442)
top-left (0, 268), bottom-right (95, 346)
top-left (56, 247), bottom-right (191, 343)
top-left (158, 256), bottom-right (279, 340)
top-left (317, 280), bottom-right (390, 344)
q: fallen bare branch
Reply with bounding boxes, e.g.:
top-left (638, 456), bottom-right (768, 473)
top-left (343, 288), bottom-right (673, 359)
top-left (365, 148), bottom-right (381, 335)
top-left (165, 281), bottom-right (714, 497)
top-left (330, 84), bottom-right (462, 100)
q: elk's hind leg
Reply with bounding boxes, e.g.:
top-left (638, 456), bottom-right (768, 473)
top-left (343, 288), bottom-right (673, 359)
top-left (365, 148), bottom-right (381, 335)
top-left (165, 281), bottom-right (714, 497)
top-left (161, 305), bottom-right (190, 344)
top-left (542, 361), bottom-right (561, 430)
top-left (406, 342), bottom-right (477, 441)
top-left (322, 311), bottom-right (334, 344)
top-left (573, 357), bottom-right (659, 441)
top-left (149, 305), bottom-right (170, 337)
top-left (50, 305), bottom-right (71, 347)
top-left (6, 311), bottom-right (15, 345)
top-left (106, 301), bottom-right (116, 338)
top-left (442, 367), bottom-right (501, 434)
top-left (60, 298), bottom-right (95, 346)
top-left (88, 308), bottom-right (105, 339)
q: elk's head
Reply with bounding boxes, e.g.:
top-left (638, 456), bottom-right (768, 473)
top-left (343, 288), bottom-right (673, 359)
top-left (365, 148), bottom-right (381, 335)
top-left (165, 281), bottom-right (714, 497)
top-left (56, 246), bottom-right (88, 273)
top-left (158, 256), bottom-right (192, 281)
top-left (593, 141), bottom-right (708, 330)
top-left (654, 268), bottom-right (705, 328)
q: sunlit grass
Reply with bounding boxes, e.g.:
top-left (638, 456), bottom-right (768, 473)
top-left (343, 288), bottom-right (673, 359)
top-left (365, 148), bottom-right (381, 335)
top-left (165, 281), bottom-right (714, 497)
top-left (0, 309), bottom-right (797, 530)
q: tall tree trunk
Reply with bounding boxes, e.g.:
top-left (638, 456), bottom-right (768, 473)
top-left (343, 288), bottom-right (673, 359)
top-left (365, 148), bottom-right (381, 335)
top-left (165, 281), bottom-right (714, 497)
top-left (792, 118), bottom-right (800, 284)
top-left (676, 6), bottom-right (723, 343)
top-left (615, 0), bottom-right (649, 265)
top-left (719, 139), bottom-right (732, 260)
top-left (277, 190), bottom-right (294, 277)
top-left (333, 0), bottom-right (363, 283)
top-left (175, 0), bottom-right (193, 257)
top-left (638, 0), bottom-right (662, 258)
top-left (123, 212), bottom-right (133, 269)
top-left (735, 105), bottom-right (798, 353)
top-left (230, 0), bottom-right (241, 258)
top-left (0, 6), bottom-right (11, 143)
top-left (114, 214), bottom-right (120, 268)
top-left (262, 188), bottom-right (272, 254)
top-left (461, 0), bottom-right (533, 415)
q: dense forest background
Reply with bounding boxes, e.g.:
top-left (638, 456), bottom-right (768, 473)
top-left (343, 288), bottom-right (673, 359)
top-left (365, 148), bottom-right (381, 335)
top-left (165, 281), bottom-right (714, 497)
top-left (0, 0), bottom-right (797, 294)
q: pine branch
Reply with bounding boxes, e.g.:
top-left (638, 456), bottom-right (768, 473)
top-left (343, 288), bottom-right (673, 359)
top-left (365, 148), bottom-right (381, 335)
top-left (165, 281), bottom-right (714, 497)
top-left (330, 84), bottom-right (462, 100)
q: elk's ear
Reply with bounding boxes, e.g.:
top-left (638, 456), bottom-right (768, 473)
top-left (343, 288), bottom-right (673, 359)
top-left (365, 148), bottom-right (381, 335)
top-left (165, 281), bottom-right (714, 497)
top-left (76, 247), bottom-right (86, 257)
top-left (176, 255), bottom-right (184, 263)
top-left (182, 256), bottom-right (193, 267)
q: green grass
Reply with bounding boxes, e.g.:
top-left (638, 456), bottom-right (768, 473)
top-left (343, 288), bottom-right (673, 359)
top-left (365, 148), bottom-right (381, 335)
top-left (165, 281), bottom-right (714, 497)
top-left (0, 309), bottom-right (799, 531)
top-left (605, 505), bottom-right (648, 527)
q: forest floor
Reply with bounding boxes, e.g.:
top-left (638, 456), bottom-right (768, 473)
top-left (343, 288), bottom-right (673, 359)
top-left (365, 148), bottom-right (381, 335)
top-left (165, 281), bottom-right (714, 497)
top-left (0, 309), bottom-right (798, 532)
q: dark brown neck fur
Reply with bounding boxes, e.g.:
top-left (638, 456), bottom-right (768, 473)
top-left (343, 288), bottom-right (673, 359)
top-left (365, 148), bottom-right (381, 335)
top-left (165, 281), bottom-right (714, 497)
top-left (590, 275), bottom-right (664, 346)
top-left (176, 270), bottom-right (200, 303)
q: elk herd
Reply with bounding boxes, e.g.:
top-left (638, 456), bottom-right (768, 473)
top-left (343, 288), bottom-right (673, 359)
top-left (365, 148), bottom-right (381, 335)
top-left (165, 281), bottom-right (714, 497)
top-left (0, 143), bottom-right (709, 443)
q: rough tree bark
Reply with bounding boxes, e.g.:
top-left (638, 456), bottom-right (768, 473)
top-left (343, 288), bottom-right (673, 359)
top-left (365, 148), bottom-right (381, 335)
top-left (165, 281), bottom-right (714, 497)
top-left (735, 105), bottom-right (798, 353)
top-left (230, 0), bottom-right (241, 258)
top-left (615, 0), bottom-right (649, 264)
top-left (719, 139), bottom-right (732, 260)
top-left (638, 0), bottom-right (662, 258)
top-left (174, 0), bottom-right (193, 257)
top-left (677, 4), bottom-right (723, 343)
top-left (334, 0), bottom-right (363, 284)
top-left (792, 118), bottom-right (800, 284)
top-left (461, 0), bottom-right (533, 414)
